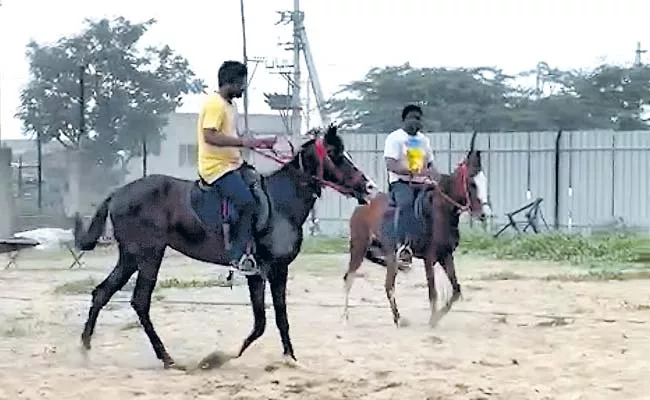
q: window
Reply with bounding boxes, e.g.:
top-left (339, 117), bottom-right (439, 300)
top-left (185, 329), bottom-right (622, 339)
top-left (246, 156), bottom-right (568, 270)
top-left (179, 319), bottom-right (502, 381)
top-left (178, 144), bottom-right (197, 167)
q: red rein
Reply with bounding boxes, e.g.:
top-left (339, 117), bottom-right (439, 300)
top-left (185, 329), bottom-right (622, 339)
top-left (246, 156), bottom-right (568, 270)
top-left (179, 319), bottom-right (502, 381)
top-left (250, 138), bottom-right (352, 195)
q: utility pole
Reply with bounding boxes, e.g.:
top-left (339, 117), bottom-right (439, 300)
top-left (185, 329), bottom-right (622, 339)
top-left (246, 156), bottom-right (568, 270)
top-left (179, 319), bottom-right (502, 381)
top-left (0, 0), bottom-right (3, 146)
top-left (240, 0), bottom-right (250, 137)
top-left (291, 0), bottom-right (302, 137)
top-left (634, 41), bottom-right (646, 67)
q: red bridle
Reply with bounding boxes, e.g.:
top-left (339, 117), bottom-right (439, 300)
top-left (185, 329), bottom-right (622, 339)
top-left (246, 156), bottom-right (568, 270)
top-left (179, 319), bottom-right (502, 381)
top-left (250, 137), bottom-right (362, 196)
top-left (427, 161), bottom-right (472, 214)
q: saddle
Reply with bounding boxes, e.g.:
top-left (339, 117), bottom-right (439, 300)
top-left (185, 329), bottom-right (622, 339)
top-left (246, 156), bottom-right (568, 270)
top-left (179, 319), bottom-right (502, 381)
top-left (388, 186), bottom-right (433, 223)
top-left (189, 167), bottom-right (272, 244)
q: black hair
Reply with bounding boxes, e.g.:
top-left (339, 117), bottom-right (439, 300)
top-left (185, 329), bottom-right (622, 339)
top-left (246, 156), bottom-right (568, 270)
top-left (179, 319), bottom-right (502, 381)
top-left (401, 104), bottom-right (423, 121)
top-left (218, 61), bottom-right (247, 87)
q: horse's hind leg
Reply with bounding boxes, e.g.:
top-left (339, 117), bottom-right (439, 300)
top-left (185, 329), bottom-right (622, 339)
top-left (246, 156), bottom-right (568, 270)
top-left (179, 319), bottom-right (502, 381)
top-left (81, 244), bottom-right (137, 350)
top-left (423, 256), bottom-right (439, 328)
top-left (384, 255), bottom-right (403, 326)
top-left (342, 234), bottom-right (367, 321)
top-left (431, 253), bottom-right (461, 326)
top-left (129, 247), bottom-right (176, 368)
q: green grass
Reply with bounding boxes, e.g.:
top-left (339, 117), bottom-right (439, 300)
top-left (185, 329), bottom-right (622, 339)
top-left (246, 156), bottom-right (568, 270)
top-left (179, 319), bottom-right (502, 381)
top-left (300, 229), bottom-right (650, 269)
top-left (53, 276), bottom-right (235, 296)
top-left (458, 229), bottom-right (650, 267)
top-left (300, 236), bottom-right (348, 254)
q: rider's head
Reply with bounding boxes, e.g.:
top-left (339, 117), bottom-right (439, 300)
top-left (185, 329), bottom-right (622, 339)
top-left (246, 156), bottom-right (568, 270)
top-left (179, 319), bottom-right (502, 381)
top-left (218, 61), bottom-right (247, 100)
top-left (401, 104), bottom-right (423, 135)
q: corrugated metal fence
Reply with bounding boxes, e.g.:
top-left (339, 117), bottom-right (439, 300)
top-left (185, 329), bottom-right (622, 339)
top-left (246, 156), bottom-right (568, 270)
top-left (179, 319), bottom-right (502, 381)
top-left (256, 130), bottom-right (650, 236)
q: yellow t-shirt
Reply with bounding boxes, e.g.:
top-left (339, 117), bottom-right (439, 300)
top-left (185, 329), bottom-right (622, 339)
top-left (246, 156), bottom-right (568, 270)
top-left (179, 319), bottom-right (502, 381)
top-left (196, 93), bottom-right (243, 183)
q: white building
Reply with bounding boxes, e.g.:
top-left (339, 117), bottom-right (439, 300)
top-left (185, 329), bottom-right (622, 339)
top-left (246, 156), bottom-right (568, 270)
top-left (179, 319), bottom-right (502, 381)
top-left (126, 112), bottom-right (292, 181)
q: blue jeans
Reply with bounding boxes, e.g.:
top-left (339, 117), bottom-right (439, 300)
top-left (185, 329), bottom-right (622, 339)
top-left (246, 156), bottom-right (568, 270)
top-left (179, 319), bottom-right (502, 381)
top-left (389, 181), bottom-right (415, 244)
top-left (212, 168), bottom-right (256, 262)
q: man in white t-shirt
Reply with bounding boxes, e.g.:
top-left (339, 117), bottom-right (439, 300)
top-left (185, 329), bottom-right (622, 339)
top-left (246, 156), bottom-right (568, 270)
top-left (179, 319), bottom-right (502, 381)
top-left (383, 104), bottom-right (439, 267)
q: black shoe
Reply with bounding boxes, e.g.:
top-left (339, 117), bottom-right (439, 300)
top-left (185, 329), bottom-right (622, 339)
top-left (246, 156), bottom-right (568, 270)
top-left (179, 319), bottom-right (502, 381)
top-left (230, 254), bottom-right (260, 276)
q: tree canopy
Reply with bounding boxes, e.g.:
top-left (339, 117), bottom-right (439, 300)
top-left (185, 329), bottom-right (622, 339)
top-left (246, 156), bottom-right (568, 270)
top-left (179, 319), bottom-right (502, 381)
top-left (326, 62), bottom-right (650, 132)
top-left (17, 17), bottom-right (205, 168)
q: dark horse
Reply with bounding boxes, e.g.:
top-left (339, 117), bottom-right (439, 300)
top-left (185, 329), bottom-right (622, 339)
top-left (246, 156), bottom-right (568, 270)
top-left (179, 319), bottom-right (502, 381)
top-left (342, 132), bottom-right (491, 327)
top-left (74, 125), bottom-right (377, 369)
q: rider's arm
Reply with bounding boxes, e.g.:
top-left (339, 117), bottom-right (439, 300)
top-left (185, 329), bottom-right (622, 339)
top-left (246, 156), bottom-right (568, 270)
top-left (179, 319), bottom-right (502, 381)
top-left (201, 97), bottom-right (246, 147)
top-left (424, 138), bottom-right (441, 179)
top-left (383, 133), bottom-right (411, 175)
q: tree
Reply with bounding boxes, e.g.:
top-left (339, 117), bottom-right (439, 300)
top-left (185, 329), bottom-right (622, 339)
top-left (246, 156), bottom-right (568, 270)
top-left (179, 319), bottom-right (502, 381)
top-left (17, 17), bottom-right (205, 169)
top-left (327, 62), bottom-right (650, 132)
top-left (326, 63), bottom-right (522, 132)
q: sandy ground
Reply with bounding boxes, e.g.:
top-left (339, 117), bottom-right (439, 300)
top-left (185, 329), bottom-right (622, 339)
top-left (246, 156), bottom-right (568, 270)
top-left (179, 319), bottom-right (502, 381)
top-left (0, 248), bottom-right (649, 400)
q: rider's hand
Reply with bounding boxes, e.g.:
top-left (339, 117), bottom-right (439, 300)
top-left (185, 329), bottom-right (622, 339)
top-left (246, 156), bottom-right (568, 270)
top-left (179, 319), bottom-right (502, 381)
top-left (243, 136), bottom-right (277, 149)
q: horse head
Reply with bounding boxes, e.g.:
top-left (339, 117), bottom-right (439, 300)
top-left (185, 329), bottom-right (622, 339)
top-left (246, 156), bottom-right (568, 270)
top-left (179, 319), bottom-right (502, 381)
top-left (447, 131), bottom-right (491, 220)
top-left (291, 123), bottom-right (378, 204)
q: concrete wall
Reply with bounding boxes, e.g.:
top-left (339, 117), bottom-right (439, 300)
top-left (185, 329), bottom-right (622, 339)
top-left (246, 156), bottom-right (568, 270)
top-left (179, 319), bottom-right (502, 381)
top-left (0, 147), bottom-right (15, 237)
top-left (126, 112), bottom-right (289, 182)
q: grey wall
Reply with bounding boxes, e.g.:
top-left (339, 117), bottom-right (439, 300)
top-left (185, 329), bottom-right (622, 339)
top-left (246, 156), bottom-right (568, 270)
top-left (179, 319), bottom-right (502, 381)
top-left (298, 130), bottom-right (650, 235)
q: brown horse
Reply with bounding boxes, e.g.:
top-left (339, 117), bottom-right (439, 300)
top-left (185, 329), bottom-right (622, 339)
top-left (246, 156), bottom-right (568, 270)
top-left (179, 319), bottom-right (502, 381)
top-left (342, 132), bottom-right (491, 327)
top-left (73, 125), bottom-right (378, 369)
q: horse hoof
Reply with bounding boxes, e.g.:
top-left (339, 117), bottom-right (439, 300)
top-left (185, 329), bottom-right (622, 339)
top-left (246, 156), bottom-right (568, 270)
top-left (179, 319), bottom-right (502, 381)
top-left (429, 312), bottom-right (442, 328)
top-left (80, 336), bottom-right (91, 351)
top-left (167, 362), bottom-right (187, 371)
top-left (282, 354), bottom-right (299, 368)
top-left (397, 316), bottom-right (410, 327)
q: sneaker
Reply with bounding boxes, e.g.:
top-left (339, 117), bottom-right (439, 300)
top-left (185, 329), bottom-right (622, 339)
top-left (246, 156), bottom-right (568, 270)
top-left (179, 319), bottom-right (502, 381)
top-left (230, 254), bottom-right (260, 276)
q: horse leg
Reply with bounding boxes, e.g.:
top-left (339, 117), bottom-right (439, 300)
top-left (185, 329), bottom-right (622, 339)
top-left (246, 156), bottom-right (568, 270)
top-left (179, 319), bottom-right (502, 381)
top-left (236, 275), bottom-right (267, 358)
top-left (423, 256), bottom-right (440, 328)
top-left (432, 253), bottom-right (461, 325)
top-left (385, 255), bottom-right (402, 326)
top-left (129, 247), bottom-right (177, 368)
top-left (342, 234), bottom-right (367, 321)
top-left (81, 244), bottom-right (137, 350)
top-left (269, 263), bottom-right (296, 361)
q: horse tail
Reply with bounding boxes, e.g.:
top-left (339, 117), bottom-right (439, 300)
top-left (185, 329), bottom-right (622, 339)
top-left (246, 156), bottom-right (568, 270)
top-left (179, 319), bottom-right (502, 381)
top-left (74, 194), bottom-right (112, 251)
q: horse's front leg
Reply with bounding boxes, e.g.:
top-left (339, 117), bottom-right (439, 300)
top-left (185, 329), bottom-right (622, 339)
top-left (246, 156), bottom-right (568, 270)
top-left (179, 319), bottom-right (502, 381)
top-left (236, 275), bottom-right (267, 357)
top-left (268, 263), bottom-right (296, 362)
top-left (432, 253), bottom-right (461, 325)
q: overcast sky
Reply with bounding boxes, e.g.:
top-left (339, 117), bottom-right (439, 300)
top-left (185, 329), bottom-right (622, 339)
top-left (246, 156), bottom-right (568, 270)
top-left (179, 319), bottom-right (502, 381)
top-left (1, 0), bottom-right (649, 140)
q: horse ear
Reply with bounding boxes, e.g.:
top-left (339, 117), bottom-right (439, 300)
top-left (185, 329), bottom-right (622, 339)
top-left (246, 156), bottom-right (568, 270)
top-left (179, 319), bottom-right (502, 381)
top-left (469, 131), bottom-right (478, 152)
top-left (325, 123), bottom-right (338, 138)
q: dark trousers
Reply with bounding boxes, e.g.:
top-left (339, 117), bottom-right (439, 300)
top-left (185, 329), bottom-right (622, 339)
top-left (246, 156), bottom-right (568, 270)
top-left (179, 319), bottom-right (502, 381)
top-left (389, 180), bottom-right (415, 244)
top-left (211, 167), bottom-right (256, 261)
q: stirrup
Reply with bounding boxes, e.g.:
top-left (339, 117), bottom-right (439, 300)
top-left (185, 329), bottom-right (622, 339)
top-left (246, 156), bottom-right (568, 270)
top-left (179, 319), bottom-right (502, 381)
top-left (230, 254), bottom-right (260, 276)
top-left (396, 243), bottom-right (413, 267)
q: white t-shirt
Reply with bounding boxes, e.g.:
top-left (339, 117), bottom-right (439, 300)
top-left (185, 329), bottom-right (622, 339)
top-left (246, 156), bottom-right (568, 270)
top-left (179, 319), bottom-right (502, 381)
top-left (383, 128), bottom-right (434, 183)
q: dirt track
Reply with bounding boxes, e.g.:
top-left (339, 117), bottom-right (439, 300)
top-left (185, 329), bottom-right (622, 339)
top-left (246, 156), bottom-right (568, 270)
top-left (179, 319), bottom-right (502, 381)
top-left (0, 249), bottom-right (648, 400)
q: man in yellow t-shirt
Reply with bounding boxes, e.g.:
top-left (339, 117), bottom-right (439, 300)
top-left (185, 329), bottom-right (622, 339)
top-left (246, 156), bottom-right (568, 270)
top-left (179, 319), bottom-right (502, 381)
top-left (197, 60), bottom-right (276, 275)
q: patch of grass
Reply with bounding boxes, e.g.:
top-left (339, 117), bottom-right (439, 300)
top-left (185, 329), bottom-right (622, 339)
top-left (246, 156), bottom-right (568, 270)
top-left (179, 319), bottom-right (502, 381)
top-left (54, 276), bottom-right (234, 295)
top-left (460, 229), bottom-right (650, 268)
top-left (477, 269), bottom-right (650, 282)
top-left (53, 277), bottom-right (98, 295)
top-left (300, 236), bottom-right (348, 254)
top-left (157, 277), bottom-right (232, 289)
top-left (300, 229), bottom-right (650, 269)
